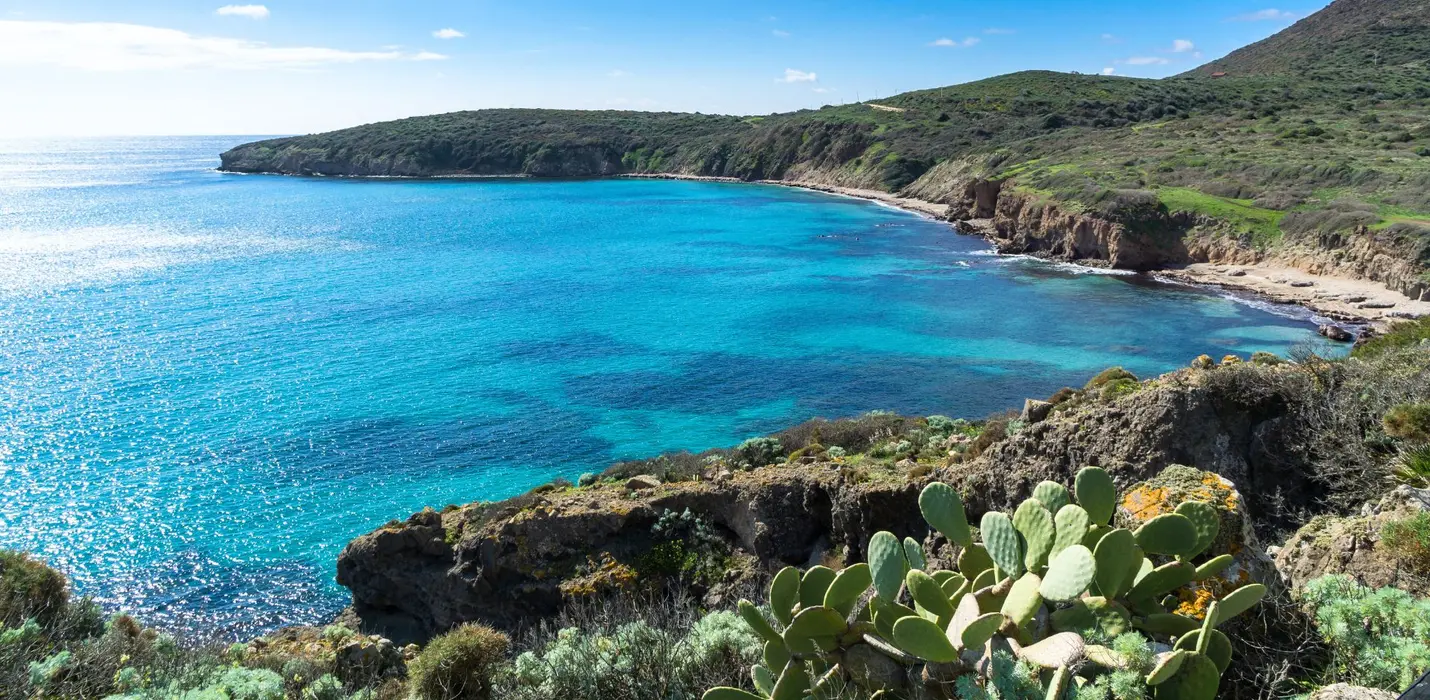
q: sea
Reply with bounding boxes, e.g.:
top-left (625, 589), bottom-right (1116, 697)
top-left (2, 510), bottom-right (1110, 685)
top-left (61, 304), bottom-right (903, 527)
top-left (0, 136), bottom-right (1337, 639)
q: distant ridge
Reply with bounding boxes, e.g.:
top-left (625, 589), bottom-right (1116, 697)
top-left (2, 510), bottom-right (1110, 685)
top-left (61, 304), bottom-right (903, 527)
top-left (1190, 0), bottom-right (1430, 76)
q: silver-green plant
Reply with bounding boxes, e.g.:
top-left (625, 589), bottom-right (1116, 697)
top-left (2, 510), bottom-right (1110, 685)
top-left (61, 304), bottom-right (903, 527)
top-left (703, 466), bottom-right (1266, 700)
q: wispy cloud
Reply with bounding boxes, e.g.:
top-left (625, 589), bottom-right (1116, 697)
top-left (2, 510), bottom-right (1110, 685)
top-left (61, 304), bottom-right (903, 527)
top-left (1124, 56), bottom-right (1171, 65)
top-left (777, 68), bottom-right (817, 83)
top-left (432, 28), bottom-right (465, 39)
top-left (812, 87), bottom-right (836, 93)
top-left (1100, 33), bottom-right (1122, 44)
top-left (216, 4), bottom-right (269, 20)
top-left (1171, 39), bottom-right (1196, 53)
top-left (930, 36), bottom-right (980, 48)
top-left (772, 29), bottom-right (790, 38)
top-left (1229, 8), bottom-right (1299, 21)
top-left (983, 28), bottom-right (1016, 35)
top-left (0, 20), bottom-right (445, 71)
top-left (607, 69), bottom-right (630, 78)
top-left (1102, 67), bottom-right (1116, 75)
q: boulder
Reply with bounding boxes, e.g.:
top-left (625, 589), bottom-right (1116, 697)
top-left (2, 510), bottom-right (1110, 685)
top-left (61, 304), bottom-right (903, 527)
top-left (844, 643), bottom-right (909, 692)
top-left (1274, 486), bottom-right (1430, 597)
top-left (1021, 399), bottom-right (1054, 424)
top-left (1319, 324), bottom-right (1354, 342)
top-left (625, 475), bottom-right (661, 491)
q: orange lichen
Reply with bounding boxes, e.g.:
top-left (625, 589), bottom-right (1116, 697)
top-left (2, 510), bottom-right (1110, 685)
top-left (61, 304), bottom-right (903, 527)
top-left (559, 553), bottom-right (638, 598)
top-left (1121, 485), bottom-right (1174, 520)
top-left (1175, 586), bottom-right (1216, 619)
top-left (1121, 471), bottom-right (1241, 523)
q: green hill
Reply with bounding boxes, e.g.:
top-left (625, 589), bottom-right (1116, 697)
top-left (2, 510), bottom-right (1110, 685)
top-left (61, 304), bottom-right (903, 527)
top-left (221, 0), bottom-right (1430, 294)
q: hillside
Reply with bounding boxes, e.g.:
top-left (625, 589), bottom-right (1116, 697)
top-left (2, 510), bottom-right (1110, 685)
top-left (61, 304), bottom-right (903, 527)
top-left (221, 0), bottom-right (1430, 302)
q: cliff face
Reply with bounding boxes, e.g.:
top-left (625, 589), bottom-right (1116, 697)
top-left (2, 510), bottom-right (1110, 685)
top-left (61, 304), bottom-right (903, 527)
top-left (335, 362), bottom-right (1318, 644)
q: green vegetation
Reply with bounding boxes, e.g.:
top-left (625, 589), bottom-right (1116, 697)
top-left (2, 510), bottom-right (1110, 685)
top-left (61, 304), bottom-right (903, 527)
top-left (1355, 316), bottom-right (1430, 359)
top-left (702, 466), bottom-right (1264, 700)
top-left (1380, 511), bottom-right (1430, 575)
top-left (407, 624), bottom-right (510, 700)
top-left (221, 0), bottom-right (1430, 277)
top-left (1299, 574), bottom-right (1430, 692)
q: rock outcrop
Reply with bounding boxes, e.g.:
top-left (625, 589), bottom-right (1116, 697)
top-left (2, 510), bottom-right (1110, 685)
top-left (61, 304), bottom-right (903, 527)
top-left (335, 361), bottom-right (1323, 643)
top-left (1274, 486), bottom-right (1430, 597)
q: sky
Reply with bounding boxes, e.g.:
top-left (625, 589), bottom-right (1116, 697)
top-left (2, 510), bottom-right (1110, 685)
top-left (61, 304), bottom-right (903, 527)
top-left (0, 1), bottom-right (1329, 137)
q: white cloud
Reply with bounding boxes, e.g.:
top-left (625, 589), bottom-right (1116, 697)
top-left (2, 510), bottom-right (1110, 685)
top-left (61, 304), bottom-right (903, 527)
top-left (1229, 8), bottom-right (1298, 21)
top-left (1171, 39), bottom-right (1196, 53)
top-left (930, 36), bottom-right (980, 48)
top-left (983, 28), bottom-right (1015, 35)
top-left (0, 20), bottom-right (445, 71)
top-left (607, 69), bottom-right (630, 78)
top-left (216, 5), bottom-right (269, 20)
top-left (1102, 67), bottom-right (1116, 75)
top-left (432, 28), bottom-right (465, 39)
top-left (1125, 56), bottom-right (1171, 65)
top-left (1101, 33), bottom-right (1121, 43)
top-left (772, 29), bottom-right (790, 38)
top-left (812, 87), bottom-right (836, 93)
top-left (777, 68), bottom-right (817, 83)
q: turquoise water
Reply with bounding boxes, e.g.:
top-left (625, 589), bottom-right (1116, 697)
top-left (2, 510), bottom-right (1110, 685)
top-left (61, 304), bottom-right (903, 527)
top-left (0, 137), bottom-right (1332, 639)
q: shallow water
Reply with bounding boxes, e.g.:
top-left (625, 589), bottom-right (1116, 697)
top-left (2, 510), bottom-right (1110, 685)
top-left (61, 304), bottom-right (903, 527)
top-left (0, 137), bottom-right (1335, 639)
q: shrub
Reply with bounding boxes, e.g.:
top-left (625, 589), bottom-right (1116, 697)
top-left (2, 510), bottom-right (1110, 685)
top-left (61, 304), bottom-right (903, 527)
top-left (730, 437), bottom-right (782, 469)
top-left (1394, 444), bottom-right (1430, 487)
top-left (1380, 512), bottom-right (1430, 575)
top-left (408, 623), bottom-right (511, 700)
top-left (577, 473), bottom-right (599, 487)
top-left (1300, 574), bottom-right (1430, 692)
top-left (1352, 316), bottom-right (1430, 359)
top-left (1084, 366), bottom-right (1137, 390)
top-left (825, 446), bottom-right (846, 459)
top-left (1383, 402), bottom-right (1430, 441)
top-left (0, 551), bottom-right (69, 626)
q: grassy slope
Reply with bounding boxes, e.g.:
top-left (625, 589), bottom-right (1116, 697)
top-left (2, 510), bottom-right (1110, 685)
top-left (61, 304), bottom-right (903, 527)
top-left (221, 0), bottom-right (1430, 260)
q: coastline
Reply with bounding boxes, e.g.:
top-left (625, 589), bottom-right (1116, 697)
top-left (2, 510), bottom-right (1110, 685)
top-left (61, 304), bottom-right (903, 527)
top-left (230, 168), bottom-right (1416, 333)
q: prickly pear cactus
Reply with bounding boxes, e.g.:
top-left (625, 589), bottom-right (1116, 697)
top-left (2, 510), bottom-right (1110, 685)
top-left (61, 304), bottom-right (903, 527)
top-left (703, 464), bottom-right (1265, 700)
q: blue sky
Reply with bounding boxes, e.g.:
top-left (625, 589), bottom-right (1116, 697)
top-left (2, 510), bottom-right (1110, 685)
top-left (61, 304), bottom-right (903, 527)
top-left (0, 1), bottom-right (1326, 136)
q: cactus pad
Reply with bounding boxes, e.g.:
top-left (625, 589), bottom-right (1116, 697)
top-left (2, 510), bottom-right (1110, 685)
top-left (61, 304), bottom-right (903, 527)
top-left (1135, 613), bottom-right (1201, 637)
top-left (1134, 513), bottom-right (1199, 557)
top-left (1152, 652), bottom-right (1220, 700)
top-left (1213, 584), bottom-right (1266, 626)
top-left (958, 544), bottom-right (995, 578)
top-left (752, 665), bottom-right (775, 695)
top-left (799, 566), bottom-right (837, 609)
top-left (1128, 561), bottom-right (1196, 601)
top-left (907, 569), bottom-right (954, 619)
top-left (903, 537), bottom-right (927, 571)
top-left (1049, 596), bottom-right (1131, 638)
top-left (1093, 528), bottom-right (1137, 599)
top-left (824, 563), bottom-right (872, 617)
top-left (919, 482), bottom-right (973, 547)
top-left (1145, 649), bottom-right (1187, 685)
top-left (1040, 544), bottom-right (1096, 602)
top-left (784, 606), bottom-right (846, 644)
top-left (1033, 481), bottom-right (1072, 514)
top-left (1052, 504), bottom-right (1090, 557)
top-left (769, 567), bottom-right (801, 626)
top-left (1175, 629), bottom-right (1232, 673)
top-left (770, 660), bottom-right (812, 700)
top-left (1018, 632), bottom-right (1085, 668)
top-left (891, 616), bottom-right (959, 663)
top-left (981, 511), bottom-right (1026, 578)
top-left (1075, 466), bottom-right (1117, 525)
top-left (960, 612), bottom-right (1004, 650)
top-left (1000, 572), bottom-right (1044, 628)
top-left (1193, 554), bottom-right (1234, 581)
top-left (1014, 499), bottom-right (1057, 570)
top-left (739, 599), bottom-right (782, 643)
top-left (762, 640), bottom-right (789, 674)
top-left (1174, 501), bottom-right (1221, 558)
top-left (868, 531), bottom-right (907, 602)
top-left (872, 598), bottom-right (917, 641)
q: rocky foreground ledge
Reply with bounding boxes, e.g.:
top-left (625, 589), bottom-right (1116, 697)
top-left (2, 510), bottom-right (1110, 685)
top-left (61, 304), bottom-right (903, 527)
top-left (334, 348), bottom-right (1420, 645)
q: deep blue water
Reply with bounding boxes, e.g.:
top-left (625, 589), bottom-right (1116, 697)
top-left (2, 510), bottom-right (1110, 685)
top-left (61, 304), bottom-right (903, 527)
top-left (0, 137), bottom-right (1334, 639)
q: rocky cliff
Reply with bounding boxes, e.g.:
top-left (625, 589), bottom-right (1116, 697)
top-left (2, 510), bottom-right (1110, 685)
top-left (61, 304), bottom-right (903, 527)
top-left (334, 357), bottom-right (1349, 644)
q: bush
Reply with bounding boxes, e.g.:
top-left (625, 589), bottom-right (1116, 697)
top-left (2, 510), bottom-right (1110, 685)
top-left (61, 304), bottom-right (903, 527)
top-left (0, 551), bottom-right (69, 626)
top-left (1084, 366), bottom-right (1137, 390)
top-left (730, 437), bottom-right (782, 469)
top-left (1352, 316), bottom-right (1430, 359)
top-left (408, 623), bottom-right (511, 700)
top-left (1383, 403), bottom-right (1430, 441)
top-left (1380, 512), bottom-right (1430, 575)
top-left (1300, 574), bottom-right (1430, 692)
